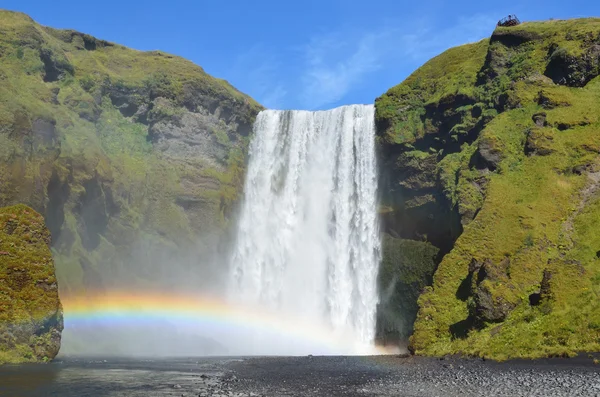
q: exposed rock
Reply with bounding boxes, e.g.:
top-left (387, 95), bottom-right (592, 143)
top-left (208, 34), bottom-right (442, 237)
top-left (376, 235), bottom-right (438, 344)
top-left (0, 10), bottom-right (262, 294)
top-left (536, 269), bottom-right (553, 303)
top-left (74, 173), bottom-right (116, 251)
top-left (148, 100), bottom-right (229, 166)
top-left (468, 258), bottom-right (517, 324)
top-left (525, 127), bottom-right (555, 156)
top-left (458, 175), bottom-right (488, 225)
top-left (532, 112), bottom-right (547, 127)
top-left (39, 47), bottom-right (73, 83)
top-left (105, 81), bottom-right (146, 118)
top-left (490, 28), bottom-right (541, 47)
top-left (378, 147), bottom-right (463, 256)
top-left (44, 27), bottom-right (115, 51)
top-left (473, 284), bottom-right (517, 324)
top-left (472, 136), bottom-right (503, 171)
top-left (544, 44), bottom-right (600, 87)
top-left (555, 120), bottom-right (591, 131)
top-left (0, 204), bottom-right (63, 363)
top-left (536, 90), bottom-right (570, 110)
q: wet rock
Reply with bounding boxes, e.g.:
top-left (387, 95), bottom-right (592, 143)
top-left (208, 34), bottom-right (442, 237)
top-left (74, 174), bottom-right (116, 251)
top-left (376, 235), bottom-right (438, 344)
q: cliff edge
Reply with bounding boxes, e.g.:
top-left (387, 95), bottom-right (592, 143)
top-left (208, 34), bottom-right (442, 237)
top-left (376, 18), bottom-right (600, 359)
top-left (0, 10), bottom-right (262, 294)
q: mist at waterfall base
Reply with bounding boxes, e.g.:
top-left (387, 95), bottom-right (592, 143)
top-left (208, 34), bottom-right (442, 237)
top-left (60, 105), bottom-right (383, 357)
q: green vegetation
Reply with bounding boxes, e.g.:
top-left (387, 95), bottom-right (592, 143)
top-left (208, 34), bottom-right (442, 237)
top-left (376, 18), bottom-right (600, 359)
top-left (0, 9), bottom-right (262, 295)
top-left (0, 204), bottom-right (63, 364)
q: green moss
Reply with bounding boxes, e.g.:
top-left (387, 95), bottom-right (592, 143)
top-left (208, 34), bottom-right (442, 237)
top-left (0, 9), bottom-right (262, 295)
top-left (214, 127), bottom-right (231, 147)
top-left (377, 17), bottom-right (600, 360)
top-left (0, 204), bottom-right (62, 364)
top-left (376, 39), bottom-right (489, 145)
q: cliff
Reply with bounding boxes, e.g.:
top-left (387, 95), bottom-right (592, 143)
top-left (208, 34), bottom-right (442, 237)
top-left (0, 204), bottom-right (63, 363)
top-left (376, 18), bottom-right (600, 359)
top-left (0, 10), bottom-right (262, 295)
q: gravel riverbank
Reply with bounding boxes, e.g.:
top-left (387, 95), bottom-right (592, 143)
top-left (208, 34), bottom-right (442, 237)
top-left (0, 355), bottom-right (599, 396)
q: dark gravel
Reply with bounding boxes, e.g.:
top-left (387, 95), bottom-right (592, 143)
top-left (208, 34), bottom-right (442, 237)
top-left (0, 355), bottom-right (599, 397)
top-left (227, 355), bottom-right (600, 397)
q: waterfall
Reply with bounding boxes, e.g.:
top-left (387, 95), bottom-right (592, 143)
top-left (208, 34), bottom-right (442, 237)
top-left (229, 105), bottom-right (380, 355)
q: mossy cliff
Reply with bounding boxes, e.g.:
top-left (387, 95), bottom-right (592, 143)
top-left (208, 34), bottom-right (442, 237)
top-left (0, 204), bottom-right (63, 364)
top-left (0, 10), bottom-right (262, 294)
top-left (375, 18), bottom-right (600, 359)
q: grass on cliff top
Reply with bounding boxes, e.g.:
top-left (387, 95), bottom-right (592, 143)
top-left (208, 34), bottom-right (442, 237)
top-left (498, 18), bottom-right (600, 55)
top-left (0, 8), bottom-right (262, 127)
top-left (376, 17), bottom-right (600, 146)
top-left (375, 39), bottom-right (489, 144)
top-left (40, 21), bottom-right (259, 109)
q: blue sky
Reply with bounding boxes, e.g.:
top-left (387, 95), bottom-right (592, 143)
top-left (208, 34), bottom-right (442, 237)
top-left (4, 1), bottom-right (599, 110)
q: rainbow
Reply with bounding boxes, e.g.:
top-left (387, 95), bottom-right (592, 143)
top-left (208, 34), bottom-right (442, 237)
top-left (61, 291), bottom-right (387, 355)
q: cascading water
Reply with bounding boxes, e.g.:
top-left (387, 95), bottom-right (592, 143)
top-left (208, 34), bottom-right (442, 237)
top-left (228, 104), bottom-right (380, 355)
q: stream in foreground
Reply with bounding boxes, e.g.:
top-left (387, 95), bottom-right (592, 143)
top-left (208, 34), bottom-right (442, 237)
top-left (1, 355), bottom-right (599, 396)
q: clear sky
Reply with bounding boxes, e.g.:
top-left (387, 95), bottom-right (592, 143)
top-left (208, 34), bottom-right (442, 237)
top-left (3, 1), bottom-right (598, 110)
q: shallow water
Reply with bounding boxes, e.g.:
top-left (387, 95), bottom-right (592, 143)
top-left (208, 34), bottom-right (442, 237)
top-left (0, 357), bottom-right (231, 397)
top-left (1, 355), bottom-right (599, 397)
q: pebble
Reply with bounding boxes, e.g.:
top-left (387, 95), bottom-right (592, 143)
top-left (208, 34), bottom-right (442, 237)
top-left (3, 356), bottom-right (599, 396)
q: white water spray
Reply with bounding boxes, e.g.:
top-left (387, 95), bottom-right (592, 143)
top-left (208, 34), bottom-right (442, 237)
top-left (228, 105), bottom-right (381, 355)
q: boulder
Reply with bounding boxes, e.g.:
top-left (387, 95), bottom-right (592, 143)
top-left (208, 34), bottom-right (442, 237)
top-left (468, 258), bottom-right (518, 324)
top-left (0, 204), bottom-right (63, 363)
top-left (525, 128), bottom-right (555, 156)
top-left (473, 136), bottom-right (503, 171)
top-left (532, 112), bottom-right (547, 127)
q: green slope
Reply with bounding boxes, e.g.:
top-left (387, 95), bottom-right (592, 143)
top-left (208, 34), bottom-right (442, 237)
top-left (376, 18), bottom-right (600, 359)
top-left (0, 10), bottom-right (262, 294)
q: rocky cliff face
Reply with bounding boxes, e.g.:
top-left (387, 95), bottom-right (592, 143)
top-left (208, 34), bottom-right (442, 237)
top-left (0, 10), bottom-right (262, 295)
top-left (0, 204), bottom-right (63, 363)
top-left (376, 18), bottom-right (600, 359)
